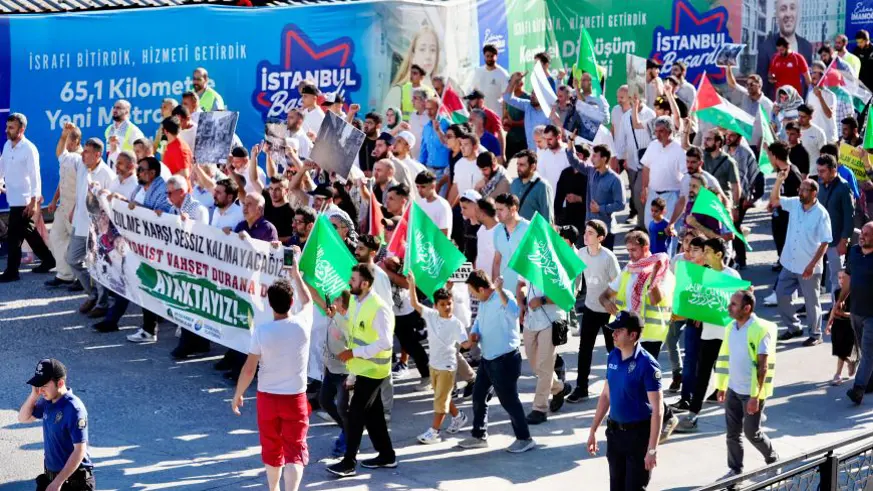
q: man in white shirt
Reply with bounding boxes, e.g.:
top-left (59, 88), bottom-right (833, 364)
top-left (798, 104), bottom-right (827, 166)
top-left (669, 62), bottom-right (697, 109)
top-left (470, 44), bottom-right (510, 114)
top-left (46, 122), bottom-right (82, 288)
top-left (0, 113), bottom-right (54, 282)
top-left (807, 62), bottom-right (838, 143)
top-left (620, 97), bottom-right (656, 225)
top-left (65, 138), bottom-right (114, 313)
top-left (475, 196), bottom-right (499, 272)
top-left (210, 178), bottom-right (244, 230)
top-left (449, 134), bottom-right (485, 206)
top-left (535, 125), bottom-right (570, 192)
top-left (286, 108), bottom-right (313, 160)
top-left (641, 116), bottom-right (687, 231)
top-left (105, 99), bottom-right (145, 168)
top-left (391, 131), bottom-right (426, 197)
top-left (609, 86), bottom-right (631, 164)
top-left (407, 89), bottom-right (431, 159)
top-left (299, 84), bottom-right (325, 137)
top-left (172, 105), bottom-right (198, 151)
top-left (109, 151), bottom-right (138, 200)
top-left (233, 270), bottom-right (313, 491)
top-left (415, 171), bottom-right (453, 236)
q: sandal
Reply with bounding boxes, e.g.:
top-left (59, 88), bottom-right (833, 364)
top-left (831, 374), bottom-right (844, 386)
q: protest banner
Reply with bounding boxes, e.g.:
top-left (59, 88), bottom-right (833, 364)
top-left (841, 142), bottom-right (870, 183)
top-left (404, 201), bottom-right (467, 299)
top-left (309, 112), bottom-right (366, 178)
top-left (86, 193), bottom-right (285, 353)
top-left (194, 111), bottom-right (240, 165)
top-left (508, 213), bottom-right (586, 311)
top-left (673, 261), bottom-right (750, 325)
top-left (448, 262), bottom-right (474, 282)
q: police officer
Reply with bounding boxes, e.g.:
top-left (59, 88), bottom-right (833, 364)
top-left (18, 359), bottom-right (94, 491)
top-left (587, 311), bottom-right (663, 491)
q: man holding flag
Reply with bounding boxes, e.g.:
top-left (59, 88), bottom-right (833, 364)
top-left (504, 72), bottom-right (551, 150)
top-left (807, 61), bottom-right (838, 143)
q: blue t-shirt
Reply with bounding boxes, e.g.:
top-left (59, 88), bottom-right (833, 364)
top-left (648, 218), bottom-right (670, 254)
top-left (32, 391), bottom-right (93, 472)
top-left (606, 344), bottom-right (662, 423)
top-left (480, 132), bottom-right (503, 157)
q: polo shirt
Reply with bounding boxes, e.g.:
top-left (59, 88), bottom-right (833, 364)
top-left (471, 289), bottom-right (521, 360)
top-left (234, 216), bottom-right (279, 242)
top-left (778, 196), bottom-right (833, 275)
top-left (847, 245), bottom-right (873, 317)
top-left (769, 52), bottom-right (809, 97)
top-left (32, 391), bottom-right (93, 472)
top-left (605, 343), bottom-right (662, 424)
top-left (163, 138), bottom-right (193, 175)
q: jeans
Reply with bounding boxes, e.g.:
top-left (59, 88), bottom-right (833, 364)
top-left (471, 349), bottom-right (530, 440)
top-left (344, 375), bottom-right (394, 463)
top-left (825, 246), bottom-right (844, 302)
top-left (725, 389), bottom-right (777, 473)
top-left (65, 235), bottom-right (108, 308)
top-left (319, 369), bottom-right (349, 428)
top-left (776, 268), bottom-right (822, 339)
top-left (104, 292), bottom-right (129, 326)
top-left (606, 423), bottom-right (651, 491)
top-left (732, 201), bottom-right (750, 267)
top-left (665, 321), bottom-right (684, 376)
top-left (4, 206), bottom-right (53, 276)
top-left (689, 338), bottom-right (722, 414)
top-left (681, 323), bottom-right (702, 403)
top-left (627, 168), bottom-right (644, 228)
top-left (395, 312), bottom-right (430, 379)
top-left (851, 315), bottom-right (873, 391)
top-left (575, 307), bottom-right (614, 390)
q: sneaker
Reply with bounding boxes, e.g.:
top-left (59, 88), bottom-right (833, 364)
top-left (566, 386), bottom-right (589, 404)
top-left (415, 378), bottom-right (432, 392)
top-left (457, 437), bottom-right (488, 449)
top-left (802, 337), bottom-right (822, 347)
top-left (127, 329), bottom-right (157, 343)
top-left (549, 383), bottom-right (572, 412)
top-left (31, 260), bottom-right (56, 274)
top-left (706, 389), bottom-right (720, 404)
top-left (659, 414), bottom-right (679, 444)
top-left (417, 427), bottom-right (441, 444)
top-left (778, 330), bottom-right (802, 341)
top-left (326, 459), bottom-right (356, 478)
top-left (526, 410), bottom-right (547, 425)
top-left (45, 277), bottom-right (74, 288)
top-left (446, 411), bottom-right (467, 434)
top-left (669, 399), bottom-right (692, 413)
top-left (360, 454), bottom-right (398, 469)
top-left (763, 291), bottom-right (778, 306)
top-left (673, 414), bottom-right (699, 433)
top-left (848, 386), bottom-right (865, 405)
top-left (92, 321), bottom-right (119, 333)
top-left (717, 469), bottom-right (743, 488)
top-left (506, 438), bottom-right (536, 454)
top-left (331, 432), bottom-right (347, 457)
top-left (668, 376), bottom-right (682, 393)
top-left (392, 362), bottom-right (408, 379)
top-left (0, 273), bottom-right (20, 283)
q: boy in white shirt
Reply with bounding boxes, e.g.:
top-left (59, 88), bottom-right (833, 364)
top-left (407, 273), bottom-right (470, 444)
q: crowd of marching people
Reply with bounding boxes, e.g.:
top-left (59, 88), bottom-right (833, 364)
top-left (11, 28), bottom-right (873, 491)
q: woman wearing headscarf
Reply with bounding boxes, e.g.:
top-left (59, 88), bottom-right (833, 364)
top-left (771, 85), bottom-right (803, 139)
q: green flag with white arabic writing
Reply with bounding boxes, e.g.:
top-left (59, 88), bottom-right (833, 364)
top-left (299, 214), bottom-right (357, 303)
top-left (690, 187), bottom-right (752, 251)
top-left (507, 213), bottom-right (586, 311)
top-left (673, 261), bottom-right (751, 325)
top-left (403, 201), bottom-right (467, 300)
top-left (757, 104), bottom-right (775, 174)
top-left (573, 28), bottom-right (602, 97)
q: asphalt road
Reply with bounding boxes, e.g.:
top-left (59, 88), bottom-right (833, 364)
top-left (1, 202), bottom-right (872, 491)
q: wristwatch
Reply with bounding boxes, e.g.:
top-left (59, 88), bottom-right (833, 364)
top-left (647, 448), bottom-right (657, 456)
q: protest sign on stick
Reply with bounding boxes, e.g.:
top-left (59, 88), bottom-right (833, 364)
top-left (193, 111), bottom-right (239, 165)
top-left (309, 111), bottom-right (366, 179)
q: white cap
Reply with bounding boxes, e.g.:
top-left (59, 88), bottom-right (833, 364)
top-left (460, 189), bottom-right (482, 203)
top-left (396, 130), bottom-right (416, 148)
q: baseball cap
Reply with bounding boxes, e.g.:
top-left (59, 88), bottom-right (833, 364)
top-left (27, 359), bottom-right (66, 387)
top-left (463, 89), bottom-right (485, 100)
top-left (460, 189), bottom-right (482, 203)
top-left (606, 311), bottom-right (643, 334)
top-left (377, 132), bottom-right (395, 145)
top-left (396, 130), bottom-right (416, 148)
top-left (308, 183), bottom-right (333, 199)
top-left (300, 84), bottom-right (320, 96)
top-left (322, 91), bottom-right (344, 106)
top-left (646, 58), bottom-right (663, 70)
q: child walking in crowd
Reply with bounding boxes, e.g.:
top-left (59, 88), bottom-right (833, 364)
top-left (827, 271), bottom-right (856, 386)
top-left (407, 273), bottom-right (470, 444)
top-left (649, 198), bottom-right (670, 255)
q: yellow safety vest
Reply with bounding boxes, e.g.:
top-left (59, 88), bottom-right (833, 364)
top-left (614, 270), bottom-right (673, 343)
top-left (346, 293), bottom-right (393, 379)
top-left (400, 83), bottom-right (414, 121)
top-left (104, 123), bottom-right (137, 154)
top-left (199, 87), bottom-right (225, 112)
top-left (714, 317), bottom-right (777, 400)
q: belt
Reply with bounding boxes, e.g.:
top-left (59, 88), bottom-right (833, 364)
top-left (44, 467), bottom-right (92, 482)
top-left (484, 348), bottom-right (520, 362)
top-left (652, 189), bottom-right (679, 195)
top-left (607, 418), bottom-right (651, 431)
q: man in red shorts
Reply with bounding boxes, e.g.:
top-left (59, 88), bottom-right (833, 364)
top-left (232, 255), bottom-right (313, 491)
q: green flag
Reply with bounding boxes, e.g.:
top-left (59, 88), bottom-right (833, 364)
top-left (573, 28), bottom-right (602, 97)
top-left (507, 213), bottom-right (586, 311)
top-left (865, 108), bottom-right (873, 150)
top-left (299, 215), bottom-right (357, 303)
top-left (403, 201), bottom-right (467, 300)
top-left (673, 261), bottom-right (751, 325)
top-left (690, 187), bottom-right (752, 251)
top-left (757, 104), bottom-right (775, 174)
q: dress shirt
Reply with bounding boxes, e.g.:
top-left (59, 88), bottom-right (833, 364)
top-left (536, 146), bottom-right (570, 191)
top-left (57, 151), bottom-right (80, 207)
top-left (778, 196), bottom-right (833, 275)
top-left (504, 94), bottom-right (551, 150)
top-left (0, 136), bottom-right (41, 206)
top-left (419, 119), bottom-right (450, 169)
top-left (350, 291), bottom-right (394, 360)
top-left (171, 194), bottom-right (209, 223)
top-left (472, 289), bottom-right (521, 360)
top-left (73, 160), bottom-right (114, 236)
top-left (110, 174), bottom-right (138, 200)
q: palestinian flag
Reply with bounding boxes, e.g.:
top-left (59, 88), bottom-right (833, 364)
top-left (692, 74), bottom-right (755, 141)
top-left (368, 191), bottom-right (385, 241)
top-left (386, 203), bottom-right (411, 259)
top-left (821, 57), bottom-right (872, 113)
top-left (439, 82), bottom-right (469, 124)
